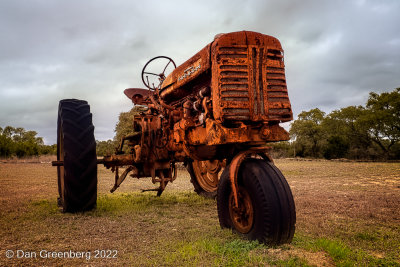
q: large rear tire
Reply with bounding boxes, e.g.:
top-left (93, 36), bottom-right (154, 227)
top-left (57, 99), bottom-right (97, 212)
top-left (217, 158), bottom-right (295, 245)
top-left (186, 160), bottom-right (221, 199)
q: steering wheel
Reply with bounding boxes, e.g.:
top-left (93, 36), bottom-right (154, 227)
top-left (141, 56), bottom-right (176, 90)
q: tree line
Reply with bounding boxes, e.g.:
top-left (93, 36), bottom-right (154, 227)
top-left (96, 106), bottom-right (143, 156)
top-left (100, 88), bottom-right (400, 160)
top-left (273, 88), bottom-right (400, 160)
top-left (2, 88), bottom-right (398, 160)
top-left (0, 126), bottom-right (56, 158)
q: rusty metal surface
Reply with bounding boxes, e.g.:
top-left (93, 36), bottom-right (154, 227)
top-left (228, 147), bottom-right (271, 207)
top-left (160, 44), bottom-right (211, 103)
top-left (191, 160), bottom-right (221, 192)
top-left (229, 186), bottom-right (254, 233)
top-left (211, 31), bottom-right (292, 123)
top-left (185, 118), bottom-right (289, 146)
top-left (160, 31), bottom-right (292, 122)
top-left (95, 31), bottom-right (293, 196)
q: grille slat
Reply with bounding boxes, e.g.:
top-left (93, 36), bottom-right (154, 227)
top-left (268, 78), bottom-right (286, 83)
top-left (220, 77), bottom-right (248, 83)
top-left (224, 115), bottom-right (250, 120)
top-left (267, 91), bottom-right (287, 96)
top-left (221, 71), bottom-right (248, 77)
top-left (266, 66), bottom-right (284, 71)
top-left (221, 83), bottom-right (248, 88)
top-left (269, 108), bottom-right (291, 113)
top-left (222, 108), bottom-right (250, 114)
top-left (220, 54), bottom-right (247, 59)
top-left (219, 47), bottom-right (248, 53)
top-left (266, 73), bottom-right (285, 78)
top-left (221, 97), bottom-right (249, 102)
top-left (267, 85), bottom-right (287, 90)
top-left (221, 90), bottom-right (249, 96)
top-left (220, 65), bottom-right (247, 70)
top-left (268, 97), bottom-right (289, 102)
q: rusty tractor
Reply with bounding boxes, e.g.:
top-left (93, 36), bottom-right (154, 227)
top-left (53, 31), bottom-right (296, 245)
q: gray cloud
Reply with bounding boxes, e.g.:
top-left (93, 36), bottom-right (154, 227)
top-left (0, 0), bottom-right (399, 144)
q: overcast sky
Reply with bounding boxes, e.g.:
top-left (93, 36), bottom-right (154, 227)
top-left (0, 0), bottom-right (399, 144)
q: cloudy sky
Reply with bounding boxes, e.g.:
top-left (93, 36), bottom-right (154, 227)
top-left (1, 0), bottom-right (399, 144)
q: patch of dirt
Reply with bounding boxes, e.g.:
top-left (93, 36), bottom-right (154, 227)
top-left (264, 247), bottom-right (334, 267)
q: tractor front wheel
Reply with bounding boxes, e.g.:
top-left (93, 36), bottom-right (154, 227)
top-left (217, 158), bottom-right (296, 245)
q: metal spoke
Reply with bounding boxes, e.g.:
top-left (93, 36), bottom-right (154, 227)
top-left (143, 71), bottom-right (160, 76)
top-left (162, 60), bottom-right (172, 74)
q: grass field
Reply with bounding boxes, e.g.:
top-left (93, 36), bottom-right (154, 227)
top-left (0, 158), bottom-right (399, 266)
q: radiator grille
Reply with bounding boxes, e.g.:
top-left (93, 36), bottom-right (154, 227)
top-left (216, 46), bottom-right (292, 122)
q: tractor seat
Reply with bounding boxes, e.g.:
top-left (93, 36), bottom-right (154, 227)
top-left (124, 88), bottom-right (151, 105)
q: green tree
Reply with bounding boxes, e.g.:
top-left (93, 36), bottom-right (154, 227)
top-left (0, 126), bottom-right (50, 158)
top-left (13, 127), bottom-right (25, 142)
top-left (3, 126), bottom-right (15, 138)
top-left (114, 106), bottom-right (145, 143)
top-left (289, 108), bottom-right (326, 158)
top-left (96, 140), bottom-right (115, 156)
top-left (0, 131), bottom-right (13, 157)
top-left (290, 88), bottom-right (400, 160)
top-left (40, 144), bottom-right (57, 155)
top-left (363, 88), bottom-right (400, 158)
top-left (323, 136), bottom-right (350, 159)
top-left (323, 106), bottom-right (372, 159)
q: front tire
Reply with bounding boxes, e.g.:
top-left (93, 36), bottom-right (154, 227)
top-left (57, 99), bottom-right (97, 212)
top-left (217, 158), bottom-right (295, 245)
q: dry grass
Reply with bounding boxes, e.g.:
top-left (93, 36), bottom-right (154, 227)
top-left (0, 155), bottom-right (56, 164)
top-left (0, 159), bottom-right (399, 266)
top-left (279, 159), bottom-right (400, 265)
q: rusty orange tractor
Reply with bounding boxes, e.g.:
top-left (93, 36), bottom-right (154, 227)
top-left (53, 31), bottom-right (296, 245)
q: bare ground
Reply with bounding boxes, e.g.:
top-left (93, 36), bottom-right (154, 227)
top-left (0, 158), bottom-right (399, 266)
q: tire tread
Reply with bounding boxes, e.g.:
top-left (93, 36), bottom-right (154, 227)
top-left (58, 99), bottom-right (97, 212)
top-left (217, 158), bottom-right (296, 245)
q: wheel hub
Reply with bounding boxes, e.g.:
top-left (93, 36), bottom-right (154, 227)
top-left (229, 186), bottom-right (254, 233)
top-left (192, 160), bottom-right (220, 192)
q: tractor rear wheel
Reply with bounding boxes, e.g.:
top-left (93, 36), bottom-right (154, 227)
top-left (217, 158), bottom-right (296, 245)
top-left (186, 160), bottom-right (221, 199)
top-left (57, 99), bottom-right (97, 212)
